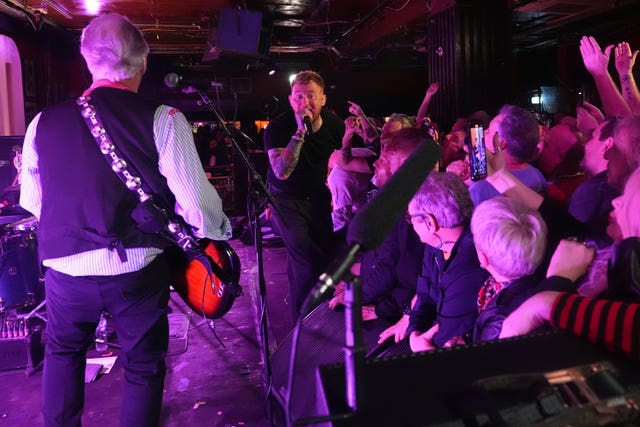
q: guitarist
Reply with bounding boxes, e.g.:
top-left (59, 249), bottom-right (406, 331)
top-left (19, 13), bottom-right (231, 427)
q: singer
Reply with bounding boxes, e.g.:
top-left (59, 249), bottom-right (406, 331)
top-left (263, 70), bottom-right (345, 321)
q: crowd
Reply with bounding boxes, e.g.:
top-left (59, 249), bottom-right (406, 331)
top-left (263, 35), bottom-right (640, 362)
top-left (24, 10), bottom-right (640, 426)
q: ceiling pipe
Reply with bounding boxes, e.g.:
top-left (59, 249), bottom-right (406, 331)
top-left (329, 0), bottom-right (393, 47)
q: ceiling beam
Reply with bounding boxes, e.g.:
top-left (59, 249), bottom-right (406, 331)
top-left (337, 0), bottom-right (436, 54)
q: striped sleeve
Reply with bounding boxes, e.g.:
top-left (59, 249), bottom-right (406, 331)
top-left (550, 293), bottom-right (640, 360)
top-left (18, 113), bottom-right (43, 219)
top-left (154, 105), bottom-right (232, 240)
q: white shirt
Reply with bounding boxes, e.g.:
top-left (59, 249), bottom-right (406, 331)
top-left (20, 101), bottom-right (232, 276)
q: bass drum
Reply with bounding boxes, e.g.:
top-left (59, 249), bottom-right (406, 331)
top-left (0, 216), bottom-right (43, 310)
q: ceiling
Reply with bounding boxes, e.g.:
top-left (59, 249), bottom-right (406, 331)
top-left (2, 0), bottom-right (639, 69)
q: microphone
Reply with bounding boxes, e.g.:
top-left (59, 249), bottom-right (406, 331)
top-left (303, 116), bottom-right (313, 136)
top-left (0, 160), bottom-right (10, 167)
top-left (301, 138), bottom-right (442, 314)
top-left (163, 73), bottom-right (223, 92)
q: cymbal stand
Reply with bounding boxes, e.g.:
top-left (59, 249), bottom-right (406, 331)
top-left (22, 300), bottom-right (46, 323)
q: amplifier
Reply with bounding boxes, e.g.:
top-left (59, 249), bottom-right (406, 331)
top-left (316, 331), bottom-right (640, 426)
top-left (0, 325), bottom-right (44, 374)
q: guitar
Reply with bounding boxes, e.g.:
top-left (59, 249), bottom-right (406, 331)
top-left (170, 239), bottom-right (242, 319)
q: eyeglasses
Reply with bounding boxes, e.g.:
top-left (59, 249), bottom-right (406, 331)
top-left (405, 212), bottom-right (427, 224)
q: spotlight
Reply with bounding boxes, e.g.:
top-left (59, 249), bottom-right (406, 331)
top-left (268, 69), bottom-right (276, 76)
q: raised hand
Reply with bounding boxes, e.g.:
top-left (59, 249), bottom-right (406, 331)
top-left (343, 115), bottom-right (359, 137)
top-left (579, 36), bottom-right (613, 77)
top-left (425, 82), bottom-right (439, 98)
top-left (347, 101), bottom-right (365, 118)
top-left (614, 41), bottom-right (638, 77)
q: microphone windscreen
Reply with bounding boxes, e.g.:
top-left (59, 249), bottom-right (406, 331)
top-left (346, 139), bottom-right (441, 251)
top-left (163, 73), bottom-right (181, 88)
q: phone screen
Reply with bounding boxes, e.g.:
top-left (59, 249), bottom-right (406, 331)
top-left (467, 123), bottom-right (487, 181)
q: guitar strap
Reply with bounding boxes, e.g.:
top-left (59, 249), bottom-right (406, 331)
top-left (75, 94), bottom-right (231, 283)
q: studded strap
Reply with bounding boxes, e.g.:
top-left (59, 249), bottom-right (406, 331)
top-left (76, 95), bottom-right (198, 250)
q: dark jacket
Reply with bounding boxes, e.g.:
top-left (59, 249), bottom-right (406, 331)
top-left (473, 274), bottom-right (574, 342)
top-left (408, 226), bottom-right (489, 347)
top-left (360, 218), bottom-right (424, 322)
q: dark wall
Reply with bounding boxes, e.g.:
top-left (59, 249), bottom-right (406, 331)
top-left (426, 0), bottom-right (511, 131)
top-left (1, 11), bottom-right (88, 123)
top-left (143, 54), bottom-right (428, 123)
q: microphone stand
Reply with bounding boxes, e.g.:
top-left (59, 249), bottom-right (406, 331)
top-left (189, 87), bottom-right (280, 425)
top-left (286, 243), bottom-right (365, 426)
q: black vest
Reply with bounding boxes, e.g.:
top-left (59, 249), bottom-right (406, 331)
top-left (36, 87), bottom-right (175, 261)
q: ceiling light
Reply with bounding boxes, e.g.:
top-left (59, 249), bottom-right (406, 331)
top-left (83, 0), bottom-right (101, 15)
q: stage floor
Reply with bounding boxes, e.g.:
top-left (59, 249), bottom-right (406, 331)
top-left (0, 231), bottom-right (295, 427)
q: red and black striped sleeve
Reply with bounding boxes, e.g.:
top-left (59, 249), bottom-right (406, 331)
top-left (550, 293), bottom-right (640, 360)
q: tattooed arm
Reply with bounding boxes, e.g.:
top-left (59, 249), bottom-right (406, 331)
top-left (267, 129), bottom-right (305, 180)
top-left (615, 41), bottom-right (640, 114)
top-left (580, 36), bottom-right (631, 117)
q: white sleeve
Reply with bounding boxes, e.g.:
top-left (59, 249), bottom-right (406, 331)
top-left (154, 105), bottom-right (232, 240)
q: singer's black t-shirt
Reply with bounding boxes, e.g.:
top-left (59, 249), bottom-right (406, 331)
top-left (263, 109), bottom-right (344, 198)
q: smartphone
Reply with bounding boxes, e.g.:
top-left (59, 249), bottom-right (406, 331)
top-left (466, 122), bottom-right (487, 181)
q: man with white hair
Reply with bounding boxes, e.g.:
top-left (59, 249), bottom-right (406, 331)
top-left (20, 13), bottom-right (230, 426)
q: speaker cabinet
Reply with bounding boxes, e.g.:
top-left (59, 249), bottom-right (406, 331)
top-left (203, 9), bottom-right (264, 61)
top-left (317, 331), bottom-right (640, 426)
top-left (269, 301), bottom-right (392, 424)
top-left (0, 327), bottom-right (43, 374)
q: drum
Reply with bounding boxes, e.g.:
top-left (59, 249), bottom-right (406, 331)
top-left (0, 216), bottom-right (43, 310)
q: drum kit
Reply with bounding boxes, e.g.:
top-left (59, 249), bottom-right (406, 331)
top-left (0, 145), bottom-right (46, 339)
top-left (0, 210), bottom-right (45, 339)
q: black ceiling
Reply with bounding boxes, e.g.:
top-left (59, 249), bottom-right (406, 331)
top-left (2, 0), bottom-right (640, 71)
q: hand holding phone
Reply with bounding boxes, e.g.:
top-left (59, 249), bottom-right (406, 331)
top-left (466, 122), bottom-right (487, 181)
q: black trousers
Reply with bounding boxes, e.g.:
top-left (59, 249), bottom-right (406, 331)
top-left (270, 192), bottom-right (336, 322)
top-left (42, 254), bottom-right (170, 427)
